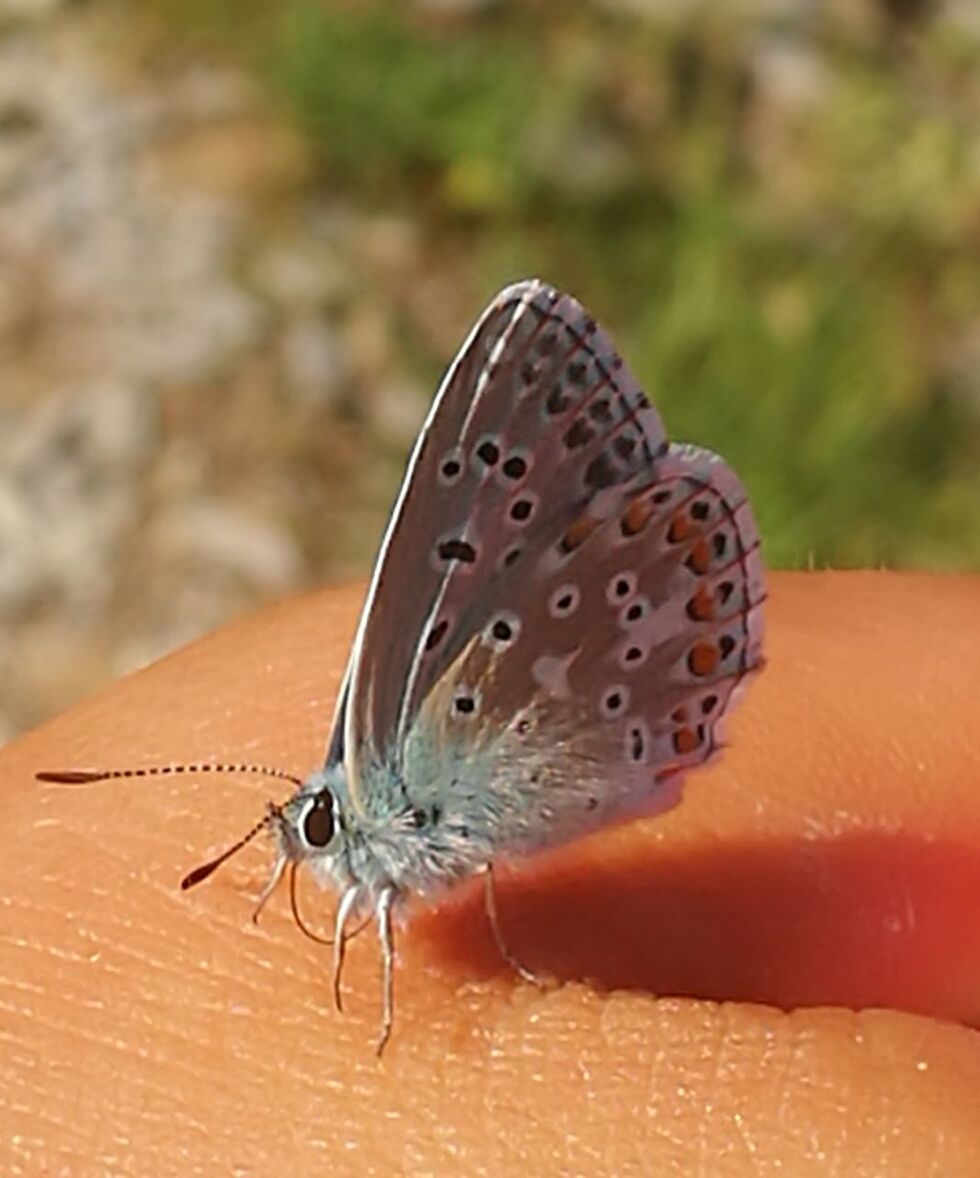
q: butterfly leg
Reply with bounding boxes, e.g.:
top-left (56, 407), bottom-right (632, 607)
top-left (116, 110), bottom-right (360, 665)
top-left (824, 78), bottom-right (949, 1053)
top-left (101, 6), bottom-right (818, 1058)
top-left (482, 864), bottom-right (544, 986)
top-left (332, 884), bottom-right (362, 1014)
top-left (287, 863), bottom-right (376, 947)
top-left (250, 852), bottom-right (287, 926)
top-left (374, 886), bottom-right (397, 1058)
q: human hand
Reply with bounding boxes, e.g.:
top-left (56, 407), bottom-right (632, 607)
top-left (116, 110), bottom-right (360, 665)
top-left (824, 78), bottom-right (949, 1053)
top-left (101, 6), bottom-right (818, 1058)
top-left (3, 573), bottom-right (979, 1175)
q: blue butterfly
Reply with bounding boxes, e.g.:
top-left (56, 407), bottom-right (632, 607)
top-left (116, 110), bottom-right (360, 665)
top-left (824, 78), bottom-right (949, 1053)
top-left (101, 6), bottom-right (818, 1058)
top-left (40, 280), bottom-right (765, 1054)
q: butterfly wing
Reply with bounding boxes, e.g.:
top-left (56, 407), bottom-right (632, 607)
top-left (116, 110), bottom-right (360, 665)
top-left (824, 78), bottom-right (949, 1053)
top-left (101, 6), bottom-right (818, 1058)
top-left (327, 281), bottom-right (542, 793)
top-left (336, 280), bottom-right (666, 799)
top-left (335, 279), bottom-right (764, 858)
top-left (395, 306), bottom-right (765, 858)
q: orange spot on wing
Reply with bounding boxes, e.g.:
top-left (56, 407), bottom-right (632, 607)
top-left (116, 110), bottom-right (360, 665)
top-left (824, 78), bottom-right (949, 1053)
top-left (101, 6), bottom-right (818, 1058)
top-left (621, 497), bottom-right (654, 537)
top-left (561, 514), bottom-right (599, 554)
top-left (673, 727), bottom-right (699, 754)
top-left (667, 514), bottom-right (694, 543)
top-left (689, 642), bottom-right (719, 676)
top-left (687, 585), bottom-right (715, 621)
top-left (686, 538), bottom-right (712, 575)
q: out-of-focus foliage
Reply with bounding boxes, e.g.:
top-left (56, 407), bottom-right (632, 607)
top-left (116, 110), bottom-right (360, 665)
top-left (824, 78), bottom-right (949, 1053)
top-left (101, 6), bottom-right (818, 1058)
top-left (140, 0), bottom-right (980, 569)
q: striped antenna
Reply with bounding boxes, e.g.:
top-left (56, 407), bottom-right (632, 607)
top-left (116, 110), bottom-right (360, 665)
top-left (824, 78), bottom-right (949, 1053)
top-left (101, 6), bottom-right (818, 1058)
top-left (35, 762), bottom-right (305, 893)
top-left (35, 762), bottom-right (304, 788)
top-left (180, 805), bottom-right (282, 891)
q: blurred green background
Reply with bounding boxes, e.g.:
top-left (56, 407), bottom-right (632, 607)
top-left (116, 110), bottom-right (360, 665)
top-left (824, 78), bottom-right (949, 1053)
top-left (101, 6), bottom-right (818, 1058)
top-left (1, 0), bottom-right (978, 738)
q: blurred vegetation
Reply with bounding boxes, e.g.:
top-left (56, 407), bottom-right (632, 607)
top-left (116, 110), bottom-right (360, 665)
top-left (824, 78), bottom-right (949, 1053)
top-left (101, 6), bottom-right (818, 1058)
top-left (136, 0), bottom-right (980, 569)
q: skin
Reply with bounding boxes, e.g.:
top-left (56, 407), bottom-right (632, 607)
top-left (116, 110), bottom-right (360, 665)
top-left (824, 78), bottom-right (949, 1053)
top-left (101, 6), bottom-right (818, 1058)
top-left (2, 570), bottom-right (980, 1176)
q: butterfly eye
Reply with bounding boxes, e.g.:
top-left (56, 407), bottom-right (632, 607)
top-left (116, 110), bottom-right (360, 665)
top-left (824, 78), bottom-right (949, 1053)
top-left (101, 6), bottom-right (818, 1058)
top-left (301, 793), bottom-right (335, 849)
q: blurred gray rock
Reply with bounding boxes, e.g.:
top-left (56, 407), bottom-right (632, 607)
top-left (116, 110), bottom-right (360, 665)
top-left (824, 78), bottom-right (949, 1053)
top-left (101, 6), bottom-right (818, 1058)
top-left (0, 24), bottom-right (356, 739)
top-left (281, 317), bottom-right (349, 409)
top-left (0, 381), bottom-right (155, 616)
top-left (0, 36), bottom-right (263, 393)
top-left (0, 0), bottom-right (66, 19)
top-left (152, 498), bottom-right (302, 590)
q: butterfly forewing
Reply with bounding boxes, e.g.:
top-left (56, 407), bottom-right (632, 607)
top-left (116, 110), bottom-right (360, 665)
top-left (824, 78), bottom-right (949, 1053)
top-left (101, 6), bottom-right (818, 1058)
top-left (393, 285), bottom-right (669, 740)
top-left (338, 282), bottom-right (552, 791)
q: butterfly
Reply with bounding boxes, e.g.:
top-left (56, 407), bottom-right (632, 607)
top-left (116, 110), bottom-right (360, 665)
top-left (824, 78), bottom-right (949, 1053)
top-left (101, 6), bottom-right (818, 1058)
top-left (39, 280), bottom-right (765, 1054)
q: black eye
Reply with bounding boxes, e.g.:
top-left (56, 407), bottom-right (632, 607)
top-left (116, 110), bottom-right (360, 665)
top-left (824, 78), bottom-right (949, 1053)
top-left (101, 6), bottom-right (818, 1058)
top-left (302, 794), bottom-right (334, 848)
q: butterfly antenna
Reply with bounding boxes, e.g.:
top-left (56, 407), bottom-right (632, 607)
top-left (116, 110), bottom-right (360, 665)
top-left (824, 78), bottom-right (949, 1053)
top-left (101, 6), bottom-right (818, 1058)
top-left (35, 762), bottom-right (305, 788)
top-left (34, 763), bottom-right (303, 893)
top-left (181, 804), bottom-right (282, 891)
